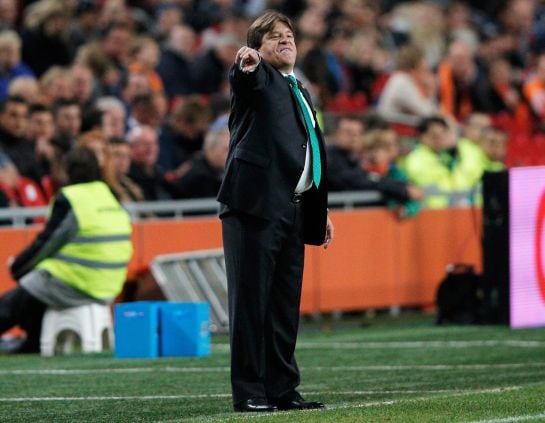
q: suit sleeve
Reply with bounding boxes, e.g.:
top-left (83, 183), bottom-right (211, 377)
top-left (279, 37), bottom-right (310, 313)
top-left (10, 192), bottom-right (79, 280)
top-left (229, 60), bottom-right (270, 95)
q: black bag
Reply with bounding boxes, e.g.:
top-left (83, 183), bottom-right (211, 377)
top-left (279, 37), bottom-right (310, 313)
top-left (436, 264), bottom-right (483, 324)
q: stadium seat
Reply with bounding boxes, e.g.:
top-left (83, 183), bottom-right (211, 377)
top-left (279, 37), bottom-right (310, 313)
top-left (40, 304), bottom-right (113, 357)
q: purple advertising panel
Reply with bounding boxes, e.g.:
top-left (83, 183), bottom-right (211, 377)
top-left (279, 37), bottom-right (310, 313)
top-left (510, 166), bottom-right (545, 328)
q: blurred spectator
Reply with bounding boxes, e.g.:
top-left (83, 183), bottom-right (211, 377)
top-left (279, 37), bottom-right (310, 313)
top-left (52, 98), bottom-right (82, 146)
top-left (446, 1), bottom-right (480, 50)
top-left (129, 92), bottom-right (166, 130)
top-left (128, 35), bottom-right (164, 94)
top-left (0, 30), bottom-right (35, 101)
top-left (437, 40), bottom-right (486, 121)
top-left (0, 0), bottom-right (18, 31)
top-left (479, 127), bottom-right (508, 171)
top-left (155, 24), bottom-right (196, 100)
top-left (108, 136), bottom-right (144, 203)
top-left (346, 31), bottom-right (389, 104)
top-left (362, 127), bottom-right (422, 218)
top-left (377, 44), bottom-right (437, 125)
top-left (39, 66), bottom-right (74, 105)
top-left (301, 25), bottom-right (353, 108)
top-left (153, 4), bottom-right (183, 43)
top-left (27, 103), bottom-right (55, 180)
top-left (477, 56), bottom-right (530, 124)
top-left (70, 63), bottom-right (97, 113)
top-left (21, 0), bottom-right (72, 77)
top-left (403, 116), bottom-right (451, 208)
top-left (68, 0), bottom-right (102, 51)
top-left (170, 114), bottom-right (229, 199)
top-left (158, 97), bottom-right (211, 174)
top-left (0, 95), bottom-right (43, 183)
top-left (523, 51), bottom-right (545, 122)
top-left (127, 125), bottom-right (174, 201)
top-left (78, 129), bottom-right (130, 202)
top-left (8, 76), bottom-right (40, 104)
top-left (326, 115), bottom-right (418, 204)
top-left (95, 95), bottom-right (126, 138)
top-left (0, 151), bottom-right (16, 207)
top-left (118, 71), bottom-right (151, 127)
top-left (0, 151), bottom-right (46, 208)
top-left (191, 33), bottom-right (240, 95)
top-left (76, 22), bottom-right (132, 94)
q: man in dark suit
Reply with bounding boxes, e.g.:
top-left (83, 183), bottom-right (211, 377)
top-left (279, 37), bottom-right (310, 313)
top-left (217, 10), bottom-right (334, 413)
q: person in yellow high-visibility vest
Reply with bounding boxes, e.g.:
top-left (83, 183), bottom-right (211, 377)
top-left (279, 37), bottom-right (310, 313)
top-left (0, 147), bottom-right (132, 354)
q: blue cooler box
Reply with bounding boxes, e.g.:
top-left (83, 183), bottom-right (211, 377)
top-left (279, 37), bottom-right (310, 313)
top-left (114, 301), bottom-right (210, 358)
top-left (160, 302), bottom-right (210, 357)
top-left (114, 301), bottom-right (160, 358)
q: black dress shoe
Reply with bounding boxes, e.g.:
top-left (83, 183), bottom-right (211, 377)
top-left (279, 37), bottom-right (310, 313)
top-left (272, 392), bottom-right (325, 410)
top-left (234, 398), bottom-right (278, 412)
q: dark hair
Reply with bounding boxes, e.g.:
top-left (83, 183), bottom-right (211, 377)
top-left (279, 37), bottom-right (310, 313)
top-left (417, 116), bottom-right (448, 134)
top-left (108, 136), bottom-right (128, 146)
top-left (52, 98), bottom-right (80, 117)
top-left (65, 147), bottom-right (101, 184)
top-left (246, 10), bottom-right (294, 49)
top-left (28, 103), bottom-right (51, 116)
top-left (0, 95), bottom-right (27, 113)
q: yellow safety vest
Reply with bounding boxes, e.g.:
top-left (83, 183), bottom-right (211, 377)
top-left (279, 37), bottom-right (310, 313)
top-left (37, 181), bottom-right (133, 299)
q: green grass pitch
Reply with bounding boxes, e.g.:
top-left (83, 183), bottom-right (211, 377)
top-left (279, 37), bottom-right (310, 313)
top-left (1, 312), bottom-right (545, 422)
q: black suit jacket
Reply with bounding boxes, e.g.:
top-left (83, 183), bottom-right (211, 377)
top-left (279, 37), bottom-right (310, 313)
top-left (217, 60), bottom-right (328, 246)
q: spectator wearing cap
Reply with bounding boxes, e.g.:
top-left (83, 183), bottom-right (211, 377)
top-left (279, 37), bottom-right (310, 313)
top-left (170, 115), bottom-right (229, 199)
top-left (0, 30), bottom-right (34, 102)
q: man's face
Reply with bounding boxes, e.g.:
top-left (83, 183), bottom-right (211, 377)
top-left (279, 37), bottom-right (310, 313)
top-left (56, 105), bottom-right (81, 138)
top-left (110, 143), bottom-right (131, 175)
top-left (1, 101), bottom-right (28, 138)
top-left (130, 131), bottom-right (159, 167)
top-left (29, 111), bottom-right (55, 141)
top-left (335, 119), bottom-right (364, 153)
top-left (422, 123), bottom-right (448, 153)
top-left (258, 22), bottom-right (296, 74)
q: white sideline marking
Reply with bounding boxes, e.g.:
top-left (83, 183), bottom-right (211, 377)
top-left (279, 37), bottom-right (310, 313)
top-left (295, 340), bottom-right (545, 349)
top-left (465, 413), bottom-right (545, 423)
top-left (0, 386), bottom-right (522, 403)
top-left (1, 362), bottom-right (545, 376)
top-left (165, 385), bottom-right (529, 422)
top-left (211, 340), bottom-right (545, 352)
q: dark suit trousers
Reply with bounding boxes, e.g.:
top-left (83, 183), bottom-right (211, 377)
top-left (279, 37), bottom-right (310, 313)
top-left (222, 200), bottom-right (305, 404)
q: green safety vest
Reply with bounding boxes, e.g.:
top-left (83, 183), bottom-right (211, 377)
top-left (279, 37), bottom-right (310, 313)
top-left (37, 181), bottom-right (133, 299)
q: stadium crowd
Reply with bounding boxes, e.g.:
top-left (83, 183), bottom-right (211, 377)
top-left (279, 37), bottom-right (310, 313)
top-left (0, 0), bottom-right (544, 216)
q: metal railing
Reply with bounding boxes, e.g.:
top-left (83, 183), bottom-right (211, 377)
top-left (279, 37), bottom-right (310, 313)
top-left (0, 190), bottom-right (384, 227)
